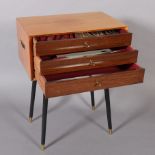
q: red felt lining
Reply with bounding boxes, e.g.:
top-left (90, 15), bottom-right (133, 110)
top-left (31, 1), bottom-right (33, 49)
top-left (45, 64), bottom-right (139, 81)
top-left (36, 28), bottom-right (126, 42)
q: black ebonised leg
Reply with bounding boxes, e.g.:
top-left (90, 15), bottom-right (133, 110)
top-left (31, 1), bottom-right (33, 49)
top-left (104, 89), bottom-right (112, 135)
top-left (41, 95), bottom-right (48, 151)
top-left (29, 81), bottom-right (37, 122)
top-left (90, 91), bottom-right (95, 111)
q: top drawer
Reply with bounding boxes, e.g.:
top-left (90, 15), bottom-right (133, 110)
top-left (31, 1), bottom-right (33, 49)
top-left (34, 29), bottom-right (132, 56)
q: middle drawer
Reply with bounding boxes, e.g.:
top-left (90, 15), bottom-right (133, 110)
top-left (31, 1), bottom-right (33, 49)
top-left (34, 47), bottom-right (138, 75)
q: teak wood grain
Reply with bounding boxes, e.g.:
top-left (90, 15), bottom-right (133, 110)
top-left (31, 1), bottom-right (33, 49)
top-left (34, 32), bottom-right (132, 56)
top-left (34, 49), bottom-right (138, 75)
top-left (16, 21), bottom-right (34, 79)
top-left (16, 12), bottom-right (127, 36)
top-left (36, 65), bottom-right (145, 98)
top-left (16, 12), bottom-right (128, 80)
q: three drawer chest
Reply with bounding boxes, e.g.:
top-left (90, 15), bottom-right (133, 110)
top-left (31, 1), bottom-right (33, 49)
top-left (16, 12), bottom-right (145, 150)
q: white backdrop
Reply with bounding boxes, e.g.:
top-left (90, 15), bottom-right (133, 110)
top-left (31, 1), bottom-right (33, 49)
top-left (0, 0), bottom-right (154, 154)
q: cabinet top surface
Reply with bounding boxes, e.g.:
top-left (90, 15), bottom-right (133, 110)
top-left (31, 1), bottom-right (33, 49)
top-left (17, 12), bottom-right (127, 37)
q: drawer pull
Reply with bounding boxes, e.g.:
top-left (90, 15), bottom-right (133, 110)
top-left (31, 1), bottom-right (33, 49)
top-left (84, 42), bottom-right (90, 48)
top-left (95, 81), bottom-right (102, 87)
top-left (89, 59), bottom-right (95, 66)
top-left (20, 40), bottom-right (25, 49)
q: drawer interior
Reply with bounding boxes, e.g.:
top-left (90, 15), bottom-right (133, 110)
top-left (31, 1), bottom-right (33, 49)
top-left (35, 29), bottom-right (125, 41)
top-left (43, 64), bottom-right (141, 82)
top-left (39, 46), bottom-right (135, 61)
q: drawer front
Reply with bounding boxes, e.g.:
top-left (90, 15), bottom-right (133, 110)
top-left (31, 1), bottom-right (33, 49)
top-left (36, 65), bottom-right (145, 98)
top-left (34, 32), bottom-right (132, 56)
top-left (34, 48), bottom-right (138, 75)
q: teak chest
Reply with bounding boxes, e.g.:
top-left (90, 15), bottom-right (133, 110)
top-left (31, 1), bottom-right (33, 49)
top-left (16, 12), bottom-right (145, 150)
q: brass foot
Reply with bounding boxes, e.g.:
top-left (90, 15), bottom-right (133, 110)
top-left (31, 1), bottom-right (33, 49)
top-left (108, 129), bottom-right (112, 135)
top-left (92, 106), bottom-right (96, 111)
top-left (40, 145), bottom-right (45, 151)
top-left (28, 117), bottom-right (32, 123)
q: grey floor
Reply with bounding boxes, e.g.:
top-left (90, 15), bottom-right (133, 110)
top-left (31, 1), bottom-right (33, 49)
top-left (0, 69), bottom-right (154, 155)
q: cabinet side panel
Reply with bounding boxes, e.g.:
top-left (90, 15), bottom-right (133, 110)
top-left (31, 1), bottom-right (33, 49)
top-left (16, 20), bottom-right (34, 80)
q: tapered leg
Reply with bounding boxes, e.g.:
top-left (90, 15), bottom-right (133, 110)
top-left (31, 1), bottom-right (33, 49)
top-left (41, 95), bottom-right (48, 151)
top-left (104, 89), bottom-right (112, 135)
top-left (29, 81), bottom-right (37, 122)
top-left (90, 91), bottom-right (95, 111)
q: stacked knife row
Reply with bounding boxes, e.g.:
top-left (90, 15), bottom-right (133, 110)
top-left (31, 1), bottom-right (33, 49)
top-left (75, 29), bottom-right (120, 38)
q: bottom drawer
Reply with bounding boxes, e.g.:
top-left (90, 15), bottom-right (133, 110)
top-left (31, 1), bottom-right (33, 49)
top-left (36, 64), bottom-right (145, 98)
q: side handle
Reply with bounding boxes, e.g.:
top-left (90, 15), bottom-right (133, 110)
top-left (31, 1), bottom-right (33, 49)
top-left (20, 40), bottom-right (25, 49)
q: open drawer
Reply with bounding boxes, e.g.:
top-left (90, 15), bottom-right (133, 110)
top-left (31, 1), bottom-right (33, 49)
top-left (36, 64), bottom-right (145, 98)
top-left (34, 47), bottom-right (138, 75)
top-left (33, 29), bottom-right (132, 56)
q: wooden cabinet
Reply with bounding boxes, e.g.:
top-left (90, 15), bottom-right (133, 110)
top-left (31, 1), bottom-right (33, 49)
top-left (16, 12), bottom-right (145, 150)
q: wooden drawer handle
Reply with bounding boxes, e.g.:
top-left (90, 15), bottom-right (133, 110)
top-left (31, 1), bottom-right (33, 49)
top-left (20, 40), bottom-right (25, 49)
top-left (95, 81), bottom-right (102, 87)
top-left (84, 41), bottom-right (90, 48)
top-left (89, 59), bottom-right (96, 66)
